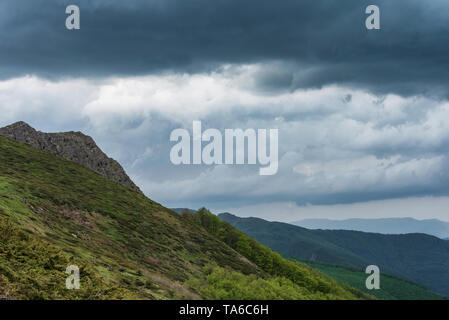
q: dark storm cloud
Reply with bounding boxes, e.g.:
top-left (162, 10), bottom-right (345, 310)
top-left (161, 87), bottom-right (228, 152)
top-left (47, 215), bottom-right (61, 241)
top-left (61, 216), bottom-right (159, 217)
top-left (1, 0), bottom-right (449, 96)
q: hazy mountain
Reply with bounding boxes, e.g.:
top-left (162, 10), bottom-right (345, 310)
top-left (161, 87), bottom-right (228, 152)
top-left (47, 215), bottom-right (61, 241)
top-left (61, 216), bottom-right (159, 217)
top-left (219, 213), bottom-right (449, 296)
top-left (291, 217), bottom-right (449, 239)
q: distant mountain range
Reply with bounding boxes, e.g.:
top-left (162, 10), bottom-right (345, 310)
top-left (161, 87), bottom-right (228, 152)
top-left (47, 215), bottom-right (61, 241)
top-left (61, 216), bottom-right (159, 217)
top-left (291, 217), bottom-right (449, 239)
top-left (219, 213), bottom-right (449, 296)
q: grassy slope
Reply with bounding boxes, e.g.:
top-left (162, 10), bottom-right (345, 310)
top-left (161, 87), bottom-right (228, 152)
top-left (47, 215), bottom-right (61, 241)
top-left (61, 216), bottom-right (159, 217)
top-left (185, 209), bottom-right (370, 300)
top-left (0, 136), bottom-right (364, 300)
top-left (306, 262), bottom-right (445, 300)
top-left (219, 213), bottom-right (449, 297)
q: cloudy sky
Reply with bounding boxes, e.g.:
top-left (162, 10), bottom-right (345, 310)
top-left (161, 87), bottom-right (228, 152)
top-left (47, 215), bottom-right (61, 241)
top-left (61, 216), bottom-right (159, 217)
top-left (1, 0), bottom-right (449, 221)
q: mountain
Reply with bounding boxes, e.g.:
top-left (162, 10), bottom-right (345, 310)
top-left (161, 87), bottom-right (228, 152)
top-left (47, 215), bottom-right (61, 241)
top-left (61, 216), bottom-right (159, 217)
top-left (0, 121), bottom-right (142, 193)
top-left (292, 217), bottom-right (449, 239)
top-left (219, 213), bottom-right (449, 296)
top-left (0, 132), bottom-right (365, 300)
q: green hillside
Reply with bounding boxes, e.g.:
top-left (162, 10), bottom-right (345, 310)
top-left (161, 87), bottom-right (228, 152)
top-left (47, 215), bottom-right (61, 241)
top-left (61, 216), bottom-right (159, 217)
top-left (183, 208), bottom-right (369, 300)
top-left (219, 213), bottom-right (449, 297)
top-left (306, 262), bottom-right (445, 300)
top-left (0, 135), bottom-right (365, 300)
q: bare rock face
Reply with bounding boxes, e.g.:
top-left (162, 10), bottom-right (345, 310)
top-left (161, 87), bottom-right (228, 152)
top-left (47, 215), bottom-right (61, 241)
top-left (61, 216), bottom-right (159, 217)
top-left (0, 121), bottom-right (142, 194)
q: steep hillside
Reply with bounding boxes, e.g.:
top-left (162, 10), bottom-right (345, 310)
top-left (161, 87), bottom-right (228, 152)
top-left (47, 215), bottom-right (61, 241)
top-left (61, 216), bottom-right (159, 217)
top-left (0, 135), bottom-right (364, 300)
top-left (219, 213), bottom-right (449, 297)
top-left (292, 217), bottom-right (449, 239)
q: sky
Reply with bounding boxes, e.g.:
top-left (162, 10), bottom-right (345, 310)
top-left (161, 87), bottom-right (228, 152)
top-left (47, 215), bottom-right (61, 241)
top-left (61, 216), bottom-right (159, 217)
top-left (1, 0), bottom-right (449, 221)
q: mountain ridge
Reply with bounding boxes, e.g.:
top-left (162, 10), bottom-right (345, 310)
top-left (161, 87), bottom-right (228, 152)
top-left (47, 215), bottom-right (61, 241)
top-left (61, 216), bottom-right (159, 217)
top-left (291, 217), bottom-right (449, 239)
top-left (0, 121), bottom-right (142, 193)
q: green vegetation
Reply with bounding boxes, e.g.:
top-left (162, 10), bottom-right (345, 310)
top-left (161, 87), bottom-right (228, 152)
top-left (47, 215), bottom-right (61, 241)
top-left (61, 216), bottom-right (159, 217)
top-left (0, 216), bottom-right (132, 299)
top-left (0, 136), bottom-right (365, 300)
top-left (188, 265), bottom-right (344, 300)
top-left (184, 209), bottom-right (370, 300)
top-left (219, 213), bottom-right (449, 297)
top-left (306, 262), bottom-right (446, 300)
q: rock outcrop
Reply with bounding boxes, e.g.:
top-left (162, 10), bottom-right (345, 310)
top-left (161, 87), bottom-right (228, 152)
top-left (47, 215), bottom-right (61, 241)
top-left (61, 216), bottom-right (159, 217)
top-left (0, 121), bottom-right (142, 194)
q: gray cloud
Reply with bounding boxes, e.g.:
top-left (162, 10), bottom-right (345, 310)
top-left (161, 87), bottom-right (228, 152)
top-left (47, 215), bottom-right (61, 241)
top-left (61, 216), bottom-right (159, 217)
top-left (1, 0), bottom-right (449, 97)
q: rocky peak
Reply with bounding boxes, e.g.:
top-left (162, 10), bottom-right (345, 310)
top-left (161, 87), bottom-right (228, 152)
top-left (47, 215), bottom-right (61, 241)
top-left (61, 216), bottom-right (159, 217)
top-left (0, 121), bottom-right (142, 194)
